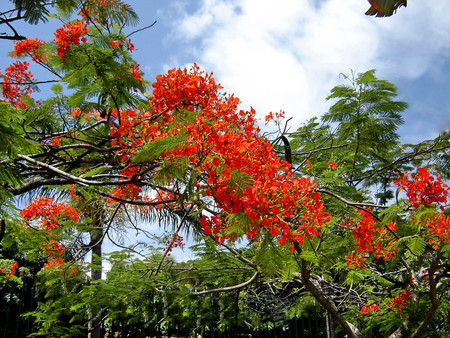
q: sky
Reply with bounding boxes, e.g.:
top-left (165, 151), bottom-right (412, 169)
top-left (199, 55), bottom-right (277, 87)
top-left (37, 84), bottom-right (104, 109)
top-left (1, 0), bottom-right (450, 261)
top-left (129, 0), bottom-right (450, 143)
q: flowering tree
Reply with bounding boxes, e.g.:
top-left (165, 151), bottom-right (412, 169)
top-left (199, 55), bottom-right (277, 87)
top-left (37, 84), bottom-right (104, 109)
top-left (0, 1), bottom-right (449, 337)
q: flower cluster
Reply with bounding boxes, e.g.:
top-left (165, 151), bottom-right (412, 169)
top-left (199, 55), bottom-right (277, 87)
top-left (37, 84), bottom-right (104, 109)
top-left (328, 161), bottom-right (337, 170)
top-left (21, 196), bottom-right (79, 230)
top-left (129, 64), bottom-right (143, 81)
top-left (1, 61), bottom-right (34, 108)
top-left (264, 111), bottom-right (285, 124)
top-left (424, 213), bottom-right (450, 250)
top-left (343, 210), bottom-right (398, 268)
top-left (21, 197), bottom-right (79, 271)
top-left (387, 289), bottom-right (412, 315)
top-left (395, 167), bottom-right (448, 210)
top-left (164, 232), bottom-right (185, 257)
top-left (396, 168), bottom-right (449, 250)
top-left (0, 261), bottom-right (19, 279)
top-left (53, 20), bottom-right (88, 59)
top-left (12, 38), bottom-right (46, 63)
top-left (360, 303), bottom-right (380, 315)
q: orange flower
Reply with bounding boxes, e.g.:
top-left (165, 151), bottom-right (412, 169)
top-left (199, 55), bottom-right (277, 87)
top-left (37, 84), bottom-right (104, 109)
top-left (109, 40), bottom-right (121, 49)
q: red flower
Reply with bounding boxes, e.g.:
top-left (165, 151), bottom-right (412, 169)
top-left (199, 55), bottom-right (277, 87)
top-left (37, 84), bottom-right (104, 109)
top-left (21, 197), bottom-right (80, 270)
top-left (109, 40), bottom-right (121, 49)
top-left (328, 161), bottom-right (337, 170)
top-left (53, 20), bottom-right (88, 59)
top-left (129, 64), bottom-right (143, 81)
top-left (360, 303), bottom-right (380, 315)
top-left (1, 61), bottom-right (34, 108)
top-left (12, 38), bottom-right (46, 62)
top-left (126, 39), bottom-right (137, 51)
top-left (387, 289), bottom-right (412, 315)
top-left (395, 168), bottom-right (448, 210)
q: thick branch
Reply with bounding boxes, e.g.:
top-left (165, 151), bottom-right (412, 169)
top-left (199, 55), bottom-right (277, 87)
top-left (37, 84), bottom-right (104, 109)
top-left (0, 219), bottom-right (5, 244)
top-left (296, 258), bottom-right (363, 338)
top-left (409, 259), bottom-right (441, 338)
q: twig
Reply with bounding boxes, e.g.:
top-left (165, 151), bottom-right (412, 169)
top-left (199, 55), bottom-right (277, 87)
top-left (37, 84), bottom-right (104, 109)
top-left (126, 21), bottom-right (157, 38)
top-left (192, 271), bottom-right (259, 295)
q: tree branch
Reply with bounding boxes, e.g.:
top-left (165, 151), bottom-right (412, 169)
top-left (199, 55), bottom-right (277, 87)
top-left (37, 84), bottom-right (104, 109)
top-left (296, 258), bottom-right (363, 338)
top-left (192, 270), bottom-right (259, 295)
top-left (316, 187), bottom-right (387, 210)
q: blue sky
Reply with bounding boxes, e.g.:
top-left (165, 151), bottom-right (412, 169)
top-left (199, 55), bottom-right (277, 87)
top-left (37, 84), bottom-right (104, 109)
top-left (1, 0), bottom-right (449, 261)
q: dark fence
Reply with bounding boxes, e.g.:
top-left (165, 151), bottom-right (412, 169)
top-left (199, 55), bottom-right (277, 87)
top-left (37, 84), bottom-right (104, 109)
top-left (103, 313), bottom-right (333, 338)
top-left (1, 278), bottom-right (37, 338)
top-left (2, 280), bottom-right (334, 338)
top-left (2, 279), bottom-right (380, 338)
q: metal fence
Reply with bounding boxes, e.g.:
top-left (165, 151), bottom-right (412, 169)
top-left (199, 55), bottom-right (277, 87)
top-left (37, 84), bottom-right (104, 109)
top-left (1, 281), bottom-right (340, 338)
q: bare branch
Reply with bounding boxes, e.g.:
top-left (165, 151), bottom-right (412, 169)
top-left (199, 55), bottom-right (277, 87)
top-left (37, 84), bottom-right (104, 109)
top-left (316, 187), bottom-right (387, 210)
top-left (192, 271), bottom-right (259, 295)
top-left (126, 21), bottom-right (157, 38)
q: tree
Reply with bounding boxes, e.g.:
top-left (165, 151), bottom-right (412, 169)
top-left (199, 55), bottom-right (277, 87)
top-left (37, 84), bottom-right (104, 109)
top-left (0, 1), bottom-right (449, 337)
top-left (285, 70), bottom-right (449, 337)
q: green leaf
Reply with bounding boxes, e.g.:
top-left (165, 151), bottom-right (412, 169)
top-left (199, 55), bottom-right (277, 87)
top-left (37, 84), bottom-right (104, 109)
top-left (343, 270), bottom-right (364, 286)
top-left (401, 237), bottom-right (426, 256)
top-left (299, 250), bottom-right (319, 265)
top-left (255, 236), bottom-right (284, 278)
top-left (50, 84), bottom-right (64, 95)
top-left (132, 136), bottom-right (188, 163)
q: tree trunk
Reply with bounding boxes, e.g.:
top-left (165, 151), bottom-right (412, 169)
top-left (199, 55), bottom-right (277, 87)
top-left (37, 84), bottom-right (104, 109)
top-left (326, 311), bottom-right (336, 338)
top-left (88, 223), bottom-right (103, 338)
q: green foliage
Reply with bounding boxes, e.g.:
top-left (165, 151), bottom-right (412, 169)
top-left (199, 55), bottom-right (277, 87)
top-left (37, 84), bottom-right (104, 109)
top-left (133, 135), bottom-right (188, 163)
top-left (254, 236), bottom-right (285, 277)
top-left (10, 0), bottom-right (77, 24)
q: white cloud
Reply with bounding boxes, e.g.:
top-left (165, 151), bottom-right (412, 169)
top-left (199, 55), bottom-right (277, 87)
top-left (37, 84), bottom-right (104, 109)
top-left (170, 0), bottom-right (450, 129)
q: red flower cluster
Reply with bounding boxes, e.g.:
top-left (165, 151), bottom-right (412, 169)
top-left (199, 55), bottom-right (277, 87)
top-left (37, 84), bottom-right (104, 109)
top-left (1, 61), bottom-right (34, 108)
top-left (129, 64), bottom-right (143, 81)
top-left (53, 20), bottom-right (88, 59)
top-left (395, 168), bottom-right (449, 250)
top-left (109, 40), bottom-right (121, 49)
top-left (0, 261), bottom-right (19, 279)
top-left (424, 213), bottom-right (450, 250)
top-left (395, 168), bottom-right (448, 210)
top-left (21, 197), bottom-right (79, 271)
top-left (21, 196), bottom-right (79, 230)
top-left (328, 161), bottom-right (337, 170)
top-left (264, 111), bottom-right (285, 124)
top-left (12, 38), bottom-right (45, 63)
top-left (360, 303), bottom-right (380, 315)
top-left (343, 210), bottom-right (398, 268)
top-left (387, 289), bottom-right (412, 315)
top-left (164, 232), bottom-right (185, 257)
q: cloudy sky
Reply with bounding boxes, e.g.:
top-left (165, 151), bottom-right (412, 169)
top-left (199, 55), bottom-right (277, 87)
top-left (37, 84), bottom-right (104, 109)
top-left (1, 0), bottom-right (449, 260)
top-left (128, 0), bottom-right (450, 143)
